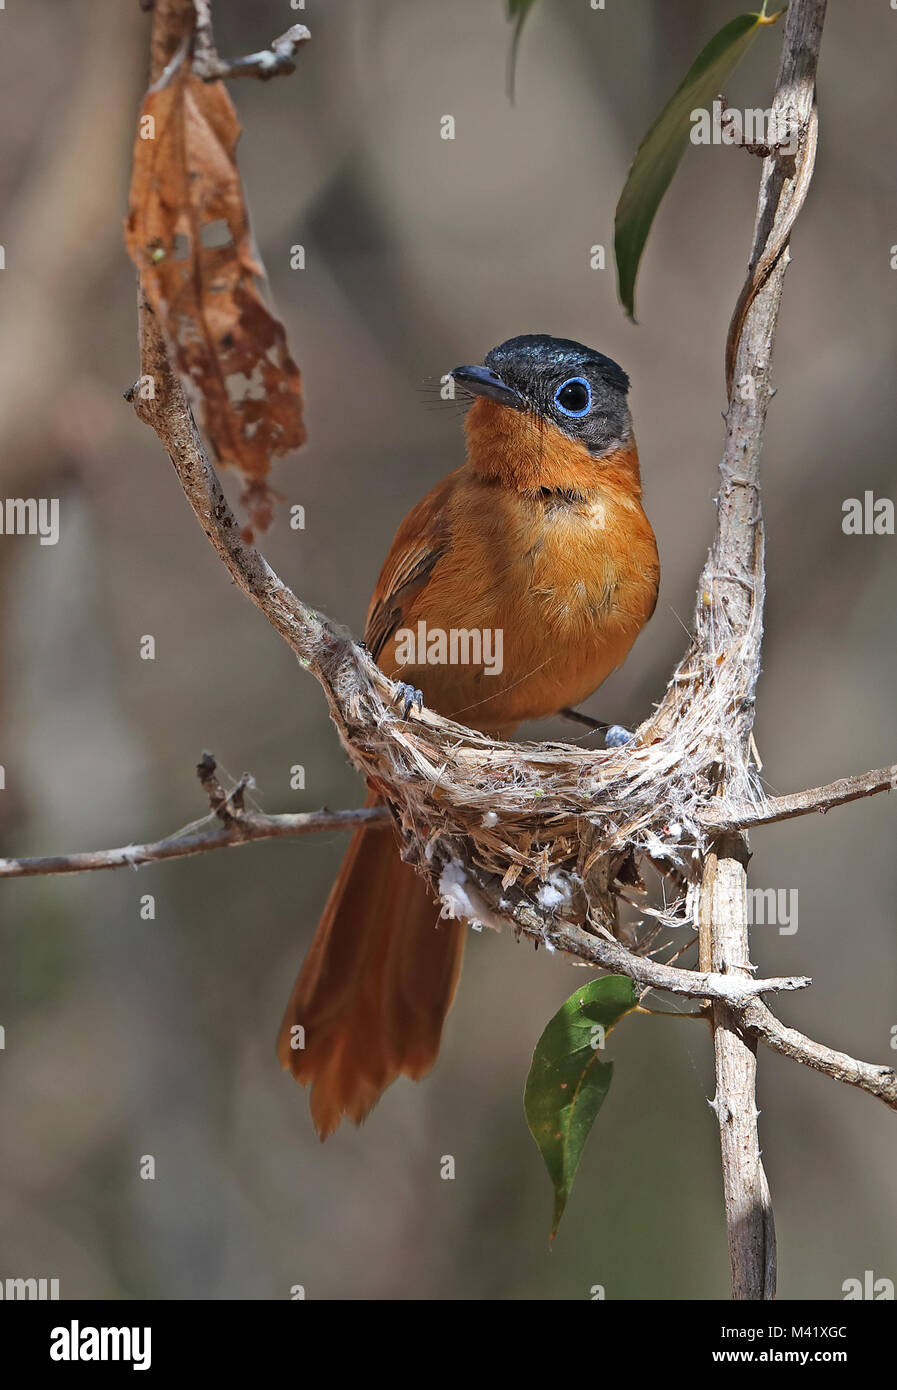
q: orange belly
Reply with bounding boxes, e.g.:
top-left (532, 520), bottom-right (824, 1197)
top-left (377, 474), bottom-right (658, 731)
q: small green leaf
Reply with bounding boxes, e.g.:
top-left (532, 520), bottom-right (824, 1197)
top-left (506, 0), bottom-right (539, 100)
top-left (614, 5), bottom-right (783, 319)
top-left (525, 974), bottom-right (638, 1240)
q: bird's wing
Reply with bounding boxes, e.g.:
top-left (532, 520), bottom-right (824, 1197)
top-left (364, 471), bottom-right (458, 661)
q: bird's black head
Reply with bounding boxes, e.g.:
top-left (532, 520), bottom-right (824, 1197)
top-left (451, 334), bottom-right (631, 458)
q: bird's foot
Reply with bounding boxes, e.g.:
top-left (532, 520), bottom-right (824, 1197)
top-left (394, 681), bottom-right (424, 720)
top-left (604, 724), bottom-right (633, 749)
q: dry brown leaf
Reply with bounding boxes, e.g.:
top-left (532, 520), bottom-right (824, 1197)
top-left (125, 59), bottom-right (305, 534)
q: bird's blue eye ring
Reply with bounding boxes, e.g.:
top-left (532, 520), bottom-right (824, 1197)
top-left (554, 376), bottom-right (591, 417)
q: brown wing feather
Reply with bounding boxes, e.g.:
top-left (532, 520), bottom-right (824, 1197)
top-left (363, 472), bottom-right (458, 660)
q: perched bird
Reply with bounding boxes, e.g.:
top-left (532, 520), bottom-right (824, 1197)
top-left (278, 334), bottom-right (659, 1137)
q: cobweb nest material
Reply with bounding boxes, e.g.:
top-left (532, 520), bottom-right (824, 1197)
top-left (317, 587), bottom-right (766, 952)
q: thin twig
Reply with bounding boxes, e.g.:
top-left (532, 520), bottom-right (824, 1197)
top-left (0, 808), bottom-right (389, 879)
top-left (192, 0), bottom-right (309, 82)
top-left (134, 289), bottom-right (337, 670)
top-left (551, 922), bottom-right (811, 1006)
top-left (702, 763), bottom-right (897, 830)
top-left (0, 749), bottom-right (390, 879)
top-left (745, 1000), bottom-right (897, 1110)
top-left (454, 864), bottom-right (811, 1005)
top-left (724, 92), bottom-right (819, 398)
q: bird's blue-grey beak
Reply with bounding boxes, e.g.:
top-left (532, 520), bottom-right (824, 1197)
top-left (450, 364), bottom-right (525, 411)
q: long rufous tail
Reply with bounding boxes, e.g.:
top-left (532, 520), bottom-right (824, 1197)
top-left (277, 797), bottom-right (465, 1138)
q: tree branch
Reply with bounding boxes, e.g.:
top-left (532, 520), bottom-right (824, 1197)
top-left (696, 0), bottom-right (828, 1301)
top-left (0, 750), bottom-right (389, 879)
top-left (745, 1000), bottom-right (897, 1110)
top-left (548, 928), bottom-right (811, 1007)
top-left (702, 763), bottom-right (896, 830)
top-left (191, 1), bottom-right (310, 82)
top-left (0, 807), bottom-right (389, 880)
top-left (435, 859), bottom-right (812, 1005)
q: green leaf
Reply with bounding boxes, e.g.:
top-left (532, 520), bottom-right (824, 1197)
top-left (525, 974), bottom-right (639, 1240)
top-left (506, 0), bottom-right (539, 101)
top-left (614, 4), bottom-right (783, 320)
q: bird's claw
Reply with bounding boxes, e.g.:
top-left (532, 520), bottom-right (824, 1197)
top-left (604, 724), bottom-right (633, 749)
top-left (394, 682), bottom-right (424, 720)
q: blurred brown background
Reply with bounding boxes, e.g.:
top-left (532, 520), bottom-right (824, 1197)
top-left (0, 0), bottom-right (894, 1300)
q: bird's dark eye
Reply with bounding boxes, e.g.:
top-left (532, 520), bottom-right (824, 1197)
top-left (553, 376), bottom-right (591, 417)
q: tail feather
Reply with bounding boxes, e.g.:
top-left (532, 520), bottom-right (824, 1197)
top-left (277, 799), bottom-right (465, 1138)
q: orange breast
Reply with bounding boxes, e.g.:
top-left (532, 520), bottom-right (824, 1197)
top-left (375, 462), bottom-right (658, 731)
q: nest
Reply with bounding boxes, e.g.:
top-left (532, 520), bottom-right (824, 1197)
top-left (318, 589), bottom-right (767, 952)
